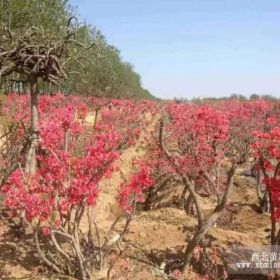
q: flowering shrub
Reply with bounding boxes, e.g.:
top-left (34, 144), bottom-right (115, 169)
top-left (252, 112), bottom-right (280, 244)
top-left (119, 166), bottom-right (154, 213)
top-left (164, 103), bottom-right (229, 181)
top-left (190, 246), bottom-right (228, 280)
top-left (0, 93), bottom-right (156, 279)
top-left (220, 100), bottom-right (273, 163)
top-left (143, 102), bottom-right (237, 273)
top-left (98, 98), bottom-right (159, 148)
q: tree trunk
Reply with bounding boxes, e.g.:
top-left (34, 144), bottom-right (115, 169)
top-left (260, 191), bottom-right (270, 213)
top-left (269, 190), bottom-right (276, 244)
top-left (182, 177), bottom-right (204, 225)
top-left (182, 163), bottom-right (236, 272)
top-left (183, 211), bottom-right (221, 272)
top-left (25, 77), bottom-right (39, 175)
top-left (180, 185), bottom-right (188, 208)
top-left (184, 193), bottom-right (195, 215)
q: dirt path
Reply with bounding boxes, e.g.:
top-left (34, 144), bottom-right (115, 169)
top-left (91, 114), bottom-right (158, 230)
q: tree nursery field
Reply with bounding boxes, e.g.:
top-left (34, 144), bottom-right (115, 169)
top-left (0, 94), bottom-right (280, 280)
top-left (1, 1), bottom-right (280, 279)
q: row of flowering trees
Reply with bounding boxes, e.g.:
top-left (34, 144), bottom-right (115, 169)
top-left (0, 93), bottom-right (157, 279)
top-left (143, 99), bottom-right (280, 278)
top-left (1, 94), bottom-right (280, 279)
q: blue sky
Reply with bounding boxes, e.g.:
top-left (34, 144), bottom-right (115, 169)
top-left (69, 0), bottom-right (280, 99)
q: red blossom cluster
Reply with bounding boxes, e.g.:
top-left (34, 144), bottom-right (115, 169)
top-left (146, 103), bottom-right (231, 200)
top-left (1, 98), bottom-right (120, 225)
top-left (0, 94), bottom-right (156, 229)
top-left (165, 103), bottom-right (229, 178)
top-left (119, 166), bottom-right (155, 213)
top-left (222, 100), bottom-right (274, 163)
top-left (253, 113), bottom-right (280, 222)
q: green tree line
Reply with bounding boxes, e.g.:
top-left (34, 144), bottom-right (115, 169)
top-left (0, 0), bottom-right (154, 99)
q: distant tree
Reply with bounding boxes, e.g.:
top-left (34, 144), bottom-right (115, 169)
top-left (261, 94), bottom-right (277, 101)
top-left (250, 93), bottom-right (260, 100)
top-left (229, 93), bottom-right (238, 100)
top-left (174, 97), bottom-right (189, 103)
top-left (238, 94), bottom-right (247, 101)
top-left (191, 96), bottom-right (201, 104)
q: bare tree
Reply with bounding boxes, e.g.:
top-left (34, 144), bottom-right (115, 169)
top-left (0, 18), bottom-right (95, 174)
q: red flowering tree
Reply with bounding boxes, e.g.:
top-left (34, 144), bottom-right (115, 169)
top-left (222, 100), bottom-right (278, 213)
top-left (252, 113), bottom-right (280, 245)
top-left (0, 94), bottom-right (154, 279)
top-left (221, 100), bottom-right (272, 164)
top-left (148, 103), bottom-right (236, 272)
top-left (98, 98), bottom-right (159, 148)
top-left (119, 164), bottom-right (155, 214)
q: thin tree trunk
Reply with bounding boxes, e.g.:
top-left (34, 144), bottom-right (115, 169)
top-left (25, 78), bottom-right (39, 175)
top-left (260, 158), bottom-right (279, 244)
top-left (180, 185), bottom-right (188, 207)
top-left (34, 229), bottom-right (61, 274)
top-left (269, 191), bottom-right (276, 244)
top-left (93, 108), bottom-right (99, 132)
top-left (183, 163), bottom-right (236, 272)
top-left (183, 211), bottom-right (221, 272)
top-left (260, 190), bottom-right (270, 213)
top-left (182, 177), bottom-right (204, 225)
top-left (255, 168), bottom-right (270, 213)
top-left (184, 193), bottom-right (195, 215)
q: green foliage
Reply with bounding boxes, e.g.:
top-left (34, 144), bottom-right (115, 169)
top-left (172, 93), bottom-right (278, 103)
top-left (0, 0), bottom-right (154, 99)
